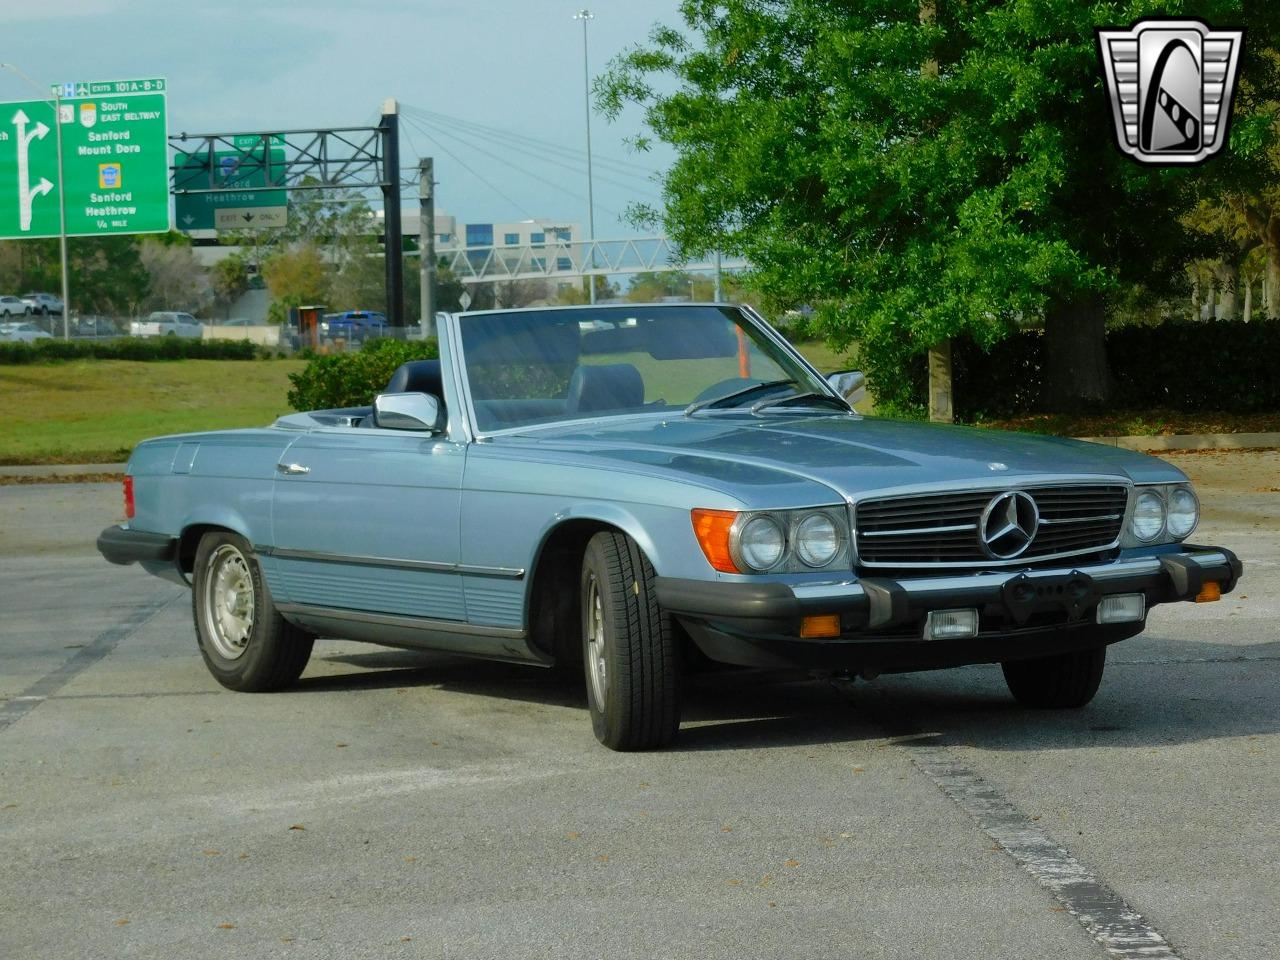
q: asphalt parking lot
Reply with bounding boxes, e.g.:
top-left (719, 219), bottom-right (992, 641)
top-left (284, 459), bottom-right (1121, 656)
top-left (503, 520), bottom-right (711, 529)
top-left (1, 451), bottom-right (1276, 960)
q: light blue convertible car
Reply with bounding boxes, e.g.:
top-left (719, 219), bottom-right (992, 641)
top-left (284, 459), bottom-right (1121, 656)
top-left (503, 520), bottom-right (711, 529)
top-left (98, 304), bottom-right (1241, 750)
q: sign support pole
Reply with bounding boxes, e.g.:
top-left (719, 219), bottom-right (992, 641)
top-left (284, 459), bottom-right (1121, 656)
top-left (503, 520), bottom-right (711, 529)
top-left (419, 157), bottom-right (435, 338)
top-left (53, 87), bottom-right (69, 339)
top-left (380, 99), bottom-right (404, 327)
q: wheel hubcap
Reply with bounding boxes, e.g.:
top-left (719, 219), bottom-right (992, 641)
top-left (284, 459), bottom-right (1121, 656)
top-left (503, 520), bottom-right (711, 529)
top-left (586, 575), bottom-right (608, 711)
top-left (202, 545), bottom-right (255, 660)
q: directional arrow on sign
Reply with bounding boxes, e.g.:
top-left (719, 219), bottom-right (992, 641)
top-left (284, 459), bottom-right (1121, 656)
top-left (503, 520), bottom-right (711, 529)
top-left (12, 109), bottom-right (52, 231)
top-left (181, 214), bottom-right (196, 227)
top-left (242, 212), bottom-right (255, 223)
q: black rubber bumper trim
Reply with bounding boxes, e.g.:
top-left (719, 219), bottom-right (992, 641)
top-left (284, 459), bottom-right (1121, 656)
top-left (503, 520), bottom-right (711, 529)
top-left (655, 544), bottom-right (1242, 634)
top-left (96, 525), bottom-right (177, 566)
top-left (654, 577), bottom-right (800, 622)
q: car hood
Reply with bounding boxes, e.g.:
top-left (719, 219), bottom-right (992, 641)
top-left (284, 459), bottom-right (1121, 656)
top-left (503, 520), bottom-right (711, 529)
top-left (504, 413), bottom-right (1184, 502)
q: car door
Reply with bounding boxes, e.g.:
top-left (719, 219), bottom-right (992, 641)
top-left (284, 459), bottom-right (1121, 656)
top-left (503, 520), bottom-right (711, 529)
top-left (268, 425), bottom-right (467, 622)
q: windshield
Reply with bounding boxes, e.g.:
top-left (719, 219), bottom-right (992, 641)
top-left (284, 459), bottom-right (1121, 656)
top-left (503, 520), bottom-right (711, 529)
top-left (457, 305), bottom-right (833, 433)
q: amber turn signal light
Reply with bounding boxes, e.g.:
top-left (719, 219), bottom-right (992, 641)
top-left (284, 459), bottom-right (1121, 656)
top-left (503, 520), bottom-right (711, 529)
top-left (1195, 581), bottom-right (1221, 603)
top-left (800, 614), bottom-right (841, 639)
top-left (691, 509), bottom-right (740, 573)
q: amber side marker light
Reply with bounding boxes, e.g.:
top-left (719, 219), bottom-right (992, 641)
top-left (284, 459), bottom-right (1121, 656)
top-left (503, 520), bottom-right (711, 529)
top-left (691, 509), bottom-right (740, 573)
top-left (1195, 581), bottom-right (1221, 603)
top-left (800, 615), bottom-right (841, 639)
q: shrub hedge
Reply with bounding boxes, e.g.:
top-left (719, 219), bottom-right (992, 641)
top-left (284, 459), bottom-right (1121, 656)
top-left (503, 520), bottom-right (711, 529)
top-left (865, 319), bottom-right (1280, 419)
top-left (0, 337), bottom-right (260, 364)
top-left (287, 338), bottom-right (440, 411)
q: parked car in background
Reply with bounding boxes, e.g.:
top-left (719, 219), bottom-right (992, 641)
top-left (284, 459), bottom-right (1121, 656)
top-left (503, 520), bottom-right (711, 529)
top-left (0, 295), bottom-right (32, 318)
top-left (320, 310), bottom-right (388, 343)
top-left (21, 292), bottom-right (63, 316)
top-left (0, 321), bottom-right (53, 342)
top-left (74, 316), bottom-right (122, 338)
top-left (130, 311), bottom-right (204, 338)
top-left (97, 303), bottom-right (1241, 751)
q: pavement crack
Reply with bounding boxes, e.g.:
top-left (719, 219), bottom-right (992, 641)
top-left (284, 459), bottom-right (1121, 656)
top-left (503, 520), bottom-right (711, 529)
top-left (841, 683), bottom-right (1185, 960)
top-left (0, 590), bottom-right (181, 733)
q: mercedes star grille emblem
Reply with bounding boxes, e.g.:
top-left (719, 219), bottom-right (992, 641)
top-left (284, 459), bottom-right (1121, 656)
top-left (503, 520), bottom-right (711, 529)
top-left (979, 491), bottom-right (1040, 560)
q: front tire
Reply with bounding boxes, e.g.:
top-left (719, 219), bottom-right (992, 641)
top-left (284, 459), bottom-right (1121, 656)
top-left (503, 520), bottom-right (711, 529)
top-left (192, 531), bottom-right (314, 691)
top-left (1002, 645), bottom-right (1106, 708)
top-left (581, 531), bottom-right (681, 750)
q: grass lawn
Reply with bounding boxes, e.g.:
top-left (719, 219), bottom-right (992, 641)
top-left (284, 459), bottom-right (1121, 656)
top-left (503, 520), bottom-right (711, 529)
top-left (791, 338), bottom-right (858, 375)
top-left (0, 359), bottom-right (306, 464)
top-left (0, 340), bottom-right (857, 465)
top-left (9, 340), bottom-right (1257, 466)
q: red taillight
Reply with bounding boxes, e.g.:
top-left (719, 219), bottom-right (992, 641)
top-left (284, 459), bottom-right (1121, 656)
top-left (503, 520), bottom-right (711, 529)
top-left (123, 475), bottom-right (135, 519)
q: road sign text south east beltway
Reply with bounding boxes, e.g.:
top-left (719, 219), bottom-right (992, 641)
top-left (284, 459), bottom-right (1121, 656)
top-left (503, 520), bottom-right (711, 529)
top-left (0, 77), bottom-right (169, 239)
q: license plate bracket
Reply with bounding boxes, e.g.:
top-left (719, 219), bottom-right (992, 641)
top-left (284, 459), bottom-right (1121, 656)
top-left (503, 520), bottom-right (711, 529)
top-left (1000, 571), bottom-right (1097, 625)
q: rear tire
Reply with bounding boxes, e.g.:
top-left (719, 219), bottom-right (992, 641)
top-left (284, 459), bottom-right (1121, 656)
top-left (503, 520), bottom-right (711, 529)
top-left (1002, 645), bottom-right (1106, 708)
top-left (581, 531), bottom-right (680, 750)
top-left (192, 531), bottom-right (314, 692)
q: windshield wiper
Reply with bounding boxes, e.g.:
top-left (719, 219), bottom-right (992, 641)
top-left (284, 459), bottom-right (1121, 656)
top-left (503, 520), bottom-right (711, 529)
top-left (684, 378), bottom-right (796, 416)
top-left (749, 392), bottom-right (850, 415)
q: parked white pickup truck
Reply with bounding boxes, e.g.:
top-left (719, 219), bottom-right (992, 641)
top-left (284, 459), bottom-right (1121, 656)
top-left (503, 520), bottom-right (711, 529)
top-left (131, 311), bottom-right (204, 338)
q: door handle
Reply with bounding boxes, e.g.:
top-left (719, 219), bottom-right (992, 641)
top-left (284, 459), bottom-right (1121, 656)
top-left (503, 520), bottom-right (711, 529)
top-left (277, 462), bottom-right (311, 475)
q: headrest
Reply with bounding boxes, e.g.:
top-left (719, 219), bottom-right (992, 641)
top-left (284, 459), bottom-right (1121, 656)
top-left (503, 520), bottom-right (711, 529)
top-left (566, 363), bottom-right (645, 414)
top-left (386, 360), bottom-right (444, 397)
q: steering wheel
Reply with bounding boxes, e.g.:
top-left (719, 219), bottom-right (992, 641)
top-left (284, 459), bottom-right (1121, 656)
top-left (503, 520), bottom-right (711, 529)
top-left (690, 377), bottom-right (761, 404)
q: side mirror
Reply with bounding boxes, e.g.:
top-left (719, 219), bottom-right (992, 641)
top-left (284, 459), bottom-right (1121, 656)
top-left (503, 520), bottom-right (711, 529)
top-left (827, 370), bottom-right (867, 405)
top-left (373, 392), bottom-right (446, 432)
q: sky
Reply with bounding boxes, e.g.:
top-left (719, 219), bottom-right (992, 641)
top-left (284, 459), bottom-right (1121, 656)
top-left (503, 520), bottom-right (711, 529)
top-left (1, 0), bottom-right (686, 236)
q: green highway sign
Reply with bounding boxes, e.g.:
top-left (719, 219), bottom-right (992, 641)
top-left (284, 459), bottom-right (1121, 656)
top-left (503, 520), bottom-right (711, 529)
top-left (0, 77), bottom-right (169, 239)
top-left (232, 134), bottom-right (284, 149)
top-left (174, 143), bottom-right (288, 231)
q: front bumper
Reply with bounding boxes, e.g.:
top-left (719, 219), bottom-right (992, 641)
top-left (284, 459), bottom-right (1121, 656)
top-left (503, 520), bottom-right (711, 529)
top-left (97, 525), bottom-right (177, 566)
top-left (656, 545), bottom-right (1242, 671)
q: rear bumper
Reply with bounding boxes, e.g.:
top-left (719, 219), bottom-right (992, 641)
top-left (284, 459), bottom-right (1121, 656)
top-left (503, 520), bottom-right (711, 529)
top-left (96, 525), bottom-right (177, 566)
top-left (656, 545), bottom-right (1242, 670)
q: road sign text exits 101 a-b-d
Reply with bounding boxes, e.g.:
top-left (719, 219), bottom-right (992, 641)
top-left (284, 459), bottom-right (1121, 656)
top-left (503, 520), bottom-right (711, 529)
top-left (0, 78), bottom-right (169, 240)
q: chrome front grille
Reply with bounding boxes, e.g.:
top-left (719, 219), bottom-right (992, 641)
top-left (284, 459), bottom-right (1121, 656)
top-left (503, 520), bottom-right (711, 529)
top-left (855, 484), bottom-right (1129, 568)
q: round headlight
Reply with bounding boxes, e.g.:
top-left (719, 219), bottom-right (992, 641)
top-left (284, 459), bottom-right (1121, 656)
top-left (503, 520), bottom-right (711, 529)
top-left (1131, 490), bottom-right (1166, 542)
top-left (795, 513), bottom-right (840, 567)
top-left (738, 516), bottom-right (785, 570)
top-left (1166, 486), bottom-right (1199, 539)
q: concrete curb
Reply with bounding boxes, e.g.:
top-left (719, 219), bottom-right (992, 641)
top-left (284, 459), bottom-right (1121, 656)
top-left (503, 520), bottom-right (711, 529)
top-left (0, 431), bottom-right (1276, 479)
top-left (0, 463), bottom-right (127, 478)
top-left (1076, 432), bottom-right (1280, 452)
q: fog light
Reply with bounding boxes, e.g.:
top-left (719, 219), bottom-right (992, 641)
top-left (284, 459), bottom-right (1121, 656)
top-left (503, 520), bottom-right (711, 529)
top-left (924, 609), bottom-right (979, 641)
top-left (800, 614), bottom-right (841, 639)
top-left (1097, 593), bottom-right (1145, 624)
top-left (1195, 581), bottom-right (1221, 603)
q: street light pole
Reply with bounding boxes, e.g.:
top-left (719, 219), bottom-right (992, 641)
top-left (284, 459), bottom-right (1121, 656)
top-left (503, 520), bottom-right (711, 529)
top-left (1, 63), bottom-right (70, 338)
top-left (573, 9), bottom-right (597, 304)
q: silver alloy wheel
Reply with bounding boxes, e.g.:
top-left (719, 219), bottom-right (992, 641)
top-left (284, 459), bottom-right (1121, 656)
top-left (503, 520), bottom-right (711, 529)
top-left (585, 573), bottom-right (608, 712)
top-left (202, 544), bottom-right (255, 660)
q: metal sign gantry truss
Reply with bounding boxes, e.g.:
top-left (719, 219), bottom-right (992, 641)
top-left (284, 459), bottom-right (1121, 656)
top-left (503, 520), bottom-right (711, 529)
top-left (168, 108), bottom-right (405, 323)
top-left (169, 127), bottom-right (388, 193)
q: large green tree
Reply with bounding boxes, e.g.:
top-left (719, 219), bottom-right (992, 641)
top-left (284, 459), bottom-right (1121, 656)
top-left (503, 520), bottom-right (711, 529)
top-left (0, 235), bottom-right (151, 317)
top-left (600, 0), bottom-right (1279, 412)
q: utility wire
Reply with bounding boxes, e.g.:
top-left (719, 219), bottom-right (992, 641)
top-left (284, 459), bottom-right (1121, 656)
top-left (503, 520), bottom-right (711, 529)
top-left (400, 103), bottom-right (658, 179)
top-left (400, 116), bottom-right (536, 220)
top-left (402, 113), bottom-right (626, 222)
top-left (406, 112), bottom-right (660, 199)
